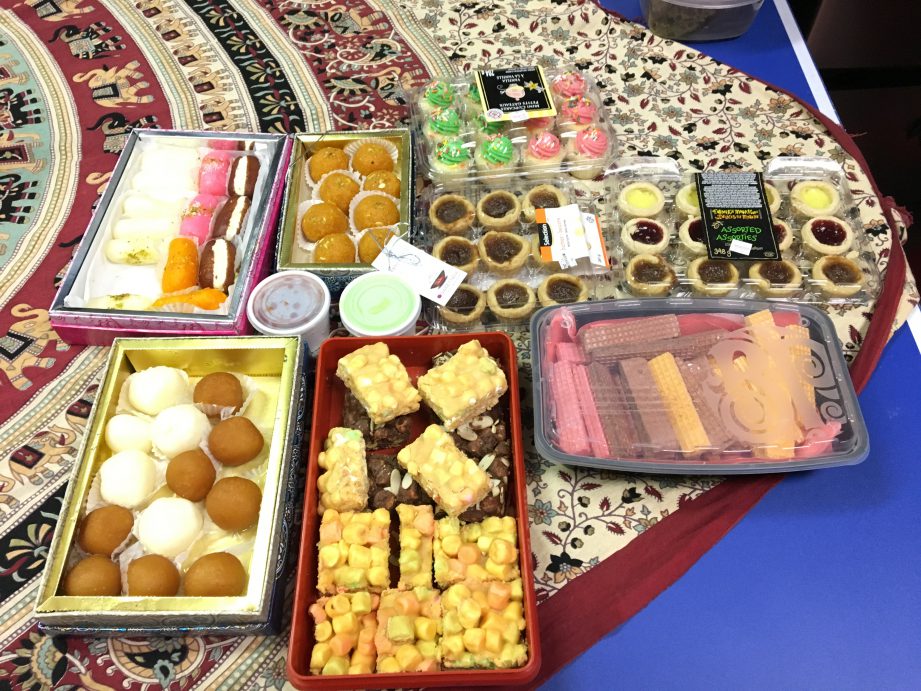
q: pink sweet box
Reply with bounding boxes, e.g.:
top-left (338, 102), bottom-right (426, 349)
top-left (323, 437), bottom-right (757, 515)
top-left (49, 129), bottom-right (292, 345)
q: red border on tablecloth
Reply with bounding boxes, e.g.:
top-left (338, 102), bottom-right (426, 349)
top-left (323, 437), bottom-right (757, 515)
top-left (528, 3), bottom-right (910, 686)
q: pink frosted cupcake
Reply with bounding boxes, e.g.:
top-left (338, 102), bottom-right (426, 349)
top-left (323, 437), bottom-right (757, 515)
top-left (551, 70), bottom-right (588, 105)
top-left (522, 131), bottom-right (564, 170)
top-left (558, 97), bottom-right (598, 132)
top-left (523, 115), bottom-right (556, 134)
top-left (565, 126), bottom-right (610, 179)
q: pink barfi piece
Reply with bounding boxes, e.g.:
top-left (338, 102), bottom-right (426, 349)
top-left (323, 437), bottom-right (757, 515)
top-left (180, 194), bottom-right (225, 245)
top-left (198, 151), bottom-right (232, 196)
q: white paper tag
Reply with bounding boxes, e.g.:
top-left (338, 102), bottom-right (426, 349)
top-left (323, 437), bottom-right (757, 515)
top-left (371, 237), bottom-right (466, 306)
top-left (581, 212), bottom-right (610, 268)
top-left (729, 238), bottom-right (753, 256)
top-left (543, 205), bottom-right (587, 269)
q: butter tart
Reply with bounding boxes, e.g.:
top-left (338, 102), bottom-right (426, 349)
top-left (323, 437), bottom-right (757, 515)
top-left (521, 184), bottom-right (569, 223)
top-left (621, 217), bottom-right (670, 255)
top-left (433, 236), bottom-right (479, 276)
top-left (749, 259), bottom-right (802, 297)
top-left (438, 284), bottom-right (486, 325)
top-left (476, 190), bottom-right (521, 232)
top-left (687, 257), bottom-right (740, 297)
top-left (801, 216), bottom-right (853, 256)
top-left (625, 254), bottom-right (677, 296)
top-left (538, 274), bottom-right (588, 307)
top-left (429, 193), bottom-right (475, 235)
top-left (617, 181), bottom-right (665, 219)
top-left (477, 231), bottom-right (529, 275)
top-left (486, 279), bottom-right (536, 322)
top-left (790, 180), bottom-right (841, 218)
top-left (812, 255), bottom-right (864, 297)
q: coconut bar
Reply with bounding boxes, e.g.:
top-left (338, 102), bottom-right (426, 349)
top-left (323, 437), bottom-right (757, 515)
top-left (343, 390), bottom-right (413, 450)
top-left (397, 504), bottom-right (435, 589)
top-left (367, 454), bottom-right (434, 511)
top-left (374, 587), bottom-right (441, 673)
top-left (417, 340), bottom-right (508, 431)
top-left (434, 516), bottom-right (520, 587)
top-left (309, 592), bottom-right (379, 675)
top-left (441, 579), bottom-right (528, 669)
top-left (336, 342), bottom-right (421, 425)
top-left (451, 406), bottom-right (511, 521)
top-left (317, 509), bottom-right (391, 594)
top-left (317, 427), bottom-right (369, 513)
top-left (397, 425), bottom-right (490, 517)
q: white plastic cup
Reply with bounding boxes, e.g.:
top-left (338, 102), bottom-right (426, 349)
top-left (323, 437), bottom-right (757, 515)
top-left (339, 272), bottom-right (421, 338)
top-left (246, 271), bottom-right (331, 352)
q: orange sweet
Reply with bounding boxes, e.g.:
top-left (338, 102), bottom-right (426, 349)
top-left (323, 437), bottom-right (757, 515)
top-left (358, 227), bottom-right (396, 264)
top-left (318, 172), bottom-right (360, 213)
top-left (300, 202), bottom-right (349, 243)
top-left (353, 195), bottom-right (399, 231)
top-left (351, 142), bottom-right (394, 176)
top-left (313, 233), bottom-right (355, 264)
top-left (363, 170), bottom-right (401, 198)
top-left (308, 146), bottom-right (349, 183)
top-left (161, 238), bottom-right (199, 293)
top-left (152, 288), bottom-right (227, 311)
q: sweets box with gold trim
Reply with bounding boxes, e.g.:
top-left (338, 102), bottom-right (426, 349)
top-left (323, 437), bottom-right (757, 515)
top-left (34, 336), bottom-right (306, 635)
top-left (274, 129), bottom-right (415, 299)
top-left (49, 130), bottom-right (292, 346)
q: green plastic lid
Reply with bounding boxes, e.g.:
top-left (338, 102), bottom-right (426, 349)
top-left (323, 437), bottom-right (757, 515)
top-left (339, 273), bottom-right (420, 336)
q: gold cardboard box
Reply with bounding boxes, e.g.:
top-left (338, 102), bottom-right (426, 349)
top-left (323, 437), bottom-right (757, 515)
top-left (34, 336), bottom-right (305, 635)
top-left (275, 129), bottom-right (415, 299)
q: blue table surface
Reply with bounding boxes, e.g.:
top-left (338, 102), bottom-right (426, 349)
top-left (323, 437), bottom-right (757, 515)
top-left (545, 2), bottom-right (921, 688)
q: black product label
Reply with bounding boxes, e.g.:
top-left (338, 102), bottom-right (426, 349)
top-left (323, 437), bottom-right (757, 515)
top-left (475, 66), bottom-right (556, 122)
top-left (696, 172), bottom-right (778, 261)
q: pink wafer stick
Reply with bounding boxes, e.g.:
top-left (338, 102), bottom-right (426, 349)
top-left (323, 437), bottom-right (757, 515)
top-left (550, 360), bottom-right (591, 455)
top-left (617, 357), bottom-right (679, 454)
top-left (591, 329), bottom-right (729, 366)
top-left (555, 342), bottom-right (587, 364)
top-left (571, 363), bottom-right (610, 458)
top-left (579, 314), bottom-right (681, 354)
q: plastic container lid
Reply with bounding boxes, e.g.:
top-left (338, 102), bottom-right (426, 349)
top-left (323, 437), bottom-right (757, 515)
top-left (649, 0), bottom-right (760, 8)
top-left (339, 272), bottom-right (421, 337)
top-left (530, 298), bottom-right (869, 474)
top-left (246, 270), bottom-right (330, 336)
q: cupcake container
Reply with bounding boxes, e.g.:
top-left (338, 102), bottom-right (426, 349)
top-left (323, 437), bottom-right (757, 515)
top-left (406, 68), bottom-right (617, 183)
top-left (605, 156), bottom-right (881, 304)
top-left (420, 178), bottom-right (609, 331)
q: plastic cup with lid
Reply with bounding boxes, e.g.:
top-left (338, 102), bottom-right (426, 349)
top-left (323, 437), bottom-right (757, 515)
top-left (246, 270), bottom-right (331, 352)
top-left (339, 272), bottom-right (421, 337)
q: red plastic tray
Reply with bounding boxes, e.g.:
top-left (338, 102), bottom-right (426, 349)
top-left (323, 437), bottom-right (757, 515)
top-left (287, 333), bottom-right (540, 689)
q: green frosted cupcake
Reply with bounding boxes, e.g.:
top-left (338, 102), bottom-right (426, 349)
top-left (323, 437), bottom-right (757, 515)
top-left (418, 80), bottom-right (456, 115)
top-left (423, 107), bottom-right (462, 144)
top-left (474, 134), bottom-right (517, 174)
top-left (472, 113), bottom-right (509, 144)
top-left (430, 136), bottom-right (473, 177)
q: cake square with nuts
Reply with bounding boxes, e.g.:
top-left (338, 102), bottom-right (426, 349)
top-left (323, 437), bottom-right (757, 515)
top-left (317, 509), bottom-right (391, 594)
top-left (336, 342), bottom-right (421, 425)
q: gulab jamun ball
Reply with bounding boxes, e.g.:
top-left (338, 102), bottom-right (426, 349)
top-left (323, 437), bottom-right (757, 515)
top-left (166, 449), bottom-right (217, 502)
top-left (184, 552), bottom-right (247, 596)
top-left (78, 505), bottom-right (134, 556)
top-left (206, 476), bottom-right (262, 532)
top-left (63, 555), bottom-right (121, 596)
top-left (193, 372), bottom-right (244, 412)
top-left (127, 554), bottom-right (181, 596)
top-left (208, 416), bottom-right (264, 466)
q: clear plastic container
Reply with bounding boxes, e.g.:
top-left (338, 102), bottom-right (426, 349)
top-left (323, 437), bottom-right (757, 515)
top-left (640, 0), bottom-right (765, 41)
top-left (420, 177), bottom-right (610, 331)
top-left (531, 298), bottom-right (869, 474)
top-left (406, 68), bottom-right (617, 183)
top-left (606, 156), bottom-right (881, 305)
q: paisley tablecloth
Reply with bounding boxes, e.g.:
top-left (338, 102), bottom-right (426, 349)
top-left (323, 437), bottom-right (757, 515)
top-left (0, 1), bottom-right (915, 689)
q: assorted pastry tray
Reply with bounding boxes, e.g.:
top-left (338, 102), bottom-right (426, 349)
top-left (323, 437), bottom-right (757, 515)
top-left (407, 68), bottom-right (617, 183)
top-left (287, 334), bottom-right (540, 689)
top-left (275, 130), bottom-right (414, 299)
top-left (49, 130), bottom-right (291, 345)
top-left (606, 156), bottom-right (881, 303)
top-left (420, 178), bottom-right (609, 331)
top-left (35, 336), bottom-right (305, 635)
top-left (531, 299), bottom-right (869, 474)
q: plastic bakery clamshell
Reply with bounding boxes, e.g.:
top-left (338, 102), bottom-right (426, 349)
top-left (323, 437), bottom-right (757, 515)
top-left (531, 299), bottom-right (869, 474)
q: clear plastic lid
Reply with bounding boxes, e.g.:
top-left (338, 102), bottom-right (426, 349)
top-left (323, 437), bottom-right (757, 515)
top-left (531, 298), bottom-right (869, 474)
top-left (406, 67), bottom-right (617, 184)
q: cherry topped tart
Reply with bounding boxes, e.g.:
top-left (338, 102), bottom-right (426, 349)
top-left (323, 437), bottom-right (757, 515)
top-left (621, 217), bottom-right (670, 255)
top-left (801, 216), bottom-right (854, 255)
top-left (678, 217), bottom-right (707, 256)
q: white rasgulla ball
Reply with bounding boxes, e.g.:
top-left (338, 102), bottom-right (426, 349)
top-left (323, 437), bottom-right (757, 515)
top-left (137, 497), bottom-right (203, 558)
top-left (127, 366), bottom-right (191, 416)
top-left (151, 404), bottom-right (210, 459)
top-left (99, 450), bottom-right (156, 509)
top-left (105, 414), bottom-right (152, 454)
